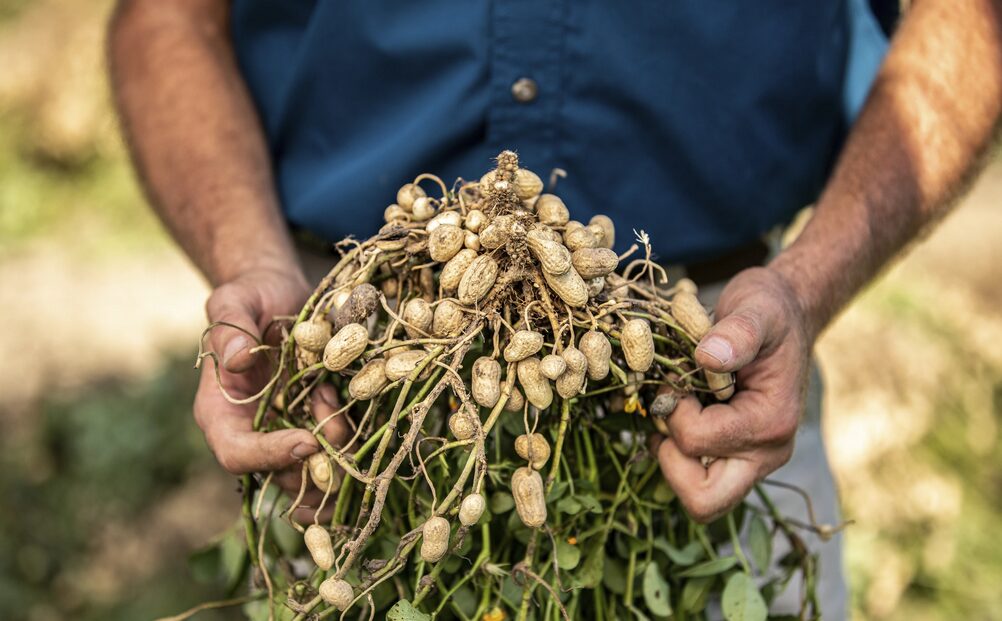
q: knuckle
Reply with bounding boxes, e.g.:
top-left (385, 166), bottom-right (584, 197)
top-left (725, 312), bottom-right (760, 348)
top-left (671, 427), bottom-right (703, 458)
top-left (680, 494), bottom-right (716, 524)
top-left (215, 451), bottom-right (241, 475)
top-left (774, 443), bottom-right (795, 469)
top-left (761, 410), bottom-right (798, 446)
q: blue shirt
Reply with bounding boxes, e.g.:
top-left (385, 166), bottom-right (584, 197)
top-left (232, 1), bottom-right (879, 262)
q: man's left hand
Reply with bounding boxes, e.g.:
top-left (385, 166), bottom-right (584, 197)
top-left (650, 266), bottom-right (812, 523)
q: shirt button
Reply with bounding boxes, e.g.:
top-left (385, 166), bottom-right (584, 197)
top-left (511, 77), bottom-right (538, 103)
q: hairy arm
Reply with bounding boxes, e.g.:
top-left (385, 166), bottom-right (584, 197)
top-left (109, 0), bottom-right (346, 504)
top-left (109, 0), bottom-right (298, 287)
top-left (771, 0), bottom-right (1002, 337)
top-left (656, 0), bottom-right (1002, 522)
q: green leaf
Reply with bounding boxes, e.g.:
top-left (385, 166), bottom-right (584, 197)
top-left (452, 584), bottom-right (478, 617)
top-left (490, 491), bottom-right (515, 514)
top-left (721, 572), bottom-right (767, 621)
top-left (676, 556), bottom-right (738, 578)
top-left (680, 576), bottom-right (715, 612)
top-left (642, 562), bottom-right (672, 617)
top-left (270, 516), bottom-right (303, 558)
top-left (188, 543), bottom-right (221, 584)
top-left (602, 556), bottom-right (627, 594)
top-left (656, 540), bottom-right (703, 566)
top-left (556, 539), bottom-right (582, 570)
top-left (573, 540), bottom-right (606, 588)
top-left (748, 514), bottom-right (772, 573)
top-left (575, 494), bottom-right (603, 514)
top-left (652, 480), bottom-right (676, 504)
top-left (386, 600), bottom-right (432, 621)
top-left (556, 496), bottom-right (582, 515)
top-left (547, 480), bottom-right (569, 502)
top-left (220, 528), bottom-right (248, 589)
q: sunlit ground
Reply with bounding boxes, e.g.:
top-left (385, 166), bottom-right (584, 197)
top-left (1, 2), bottom-right (999, 620)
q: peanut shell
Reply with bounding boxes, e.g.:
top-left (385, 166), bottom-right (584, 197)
top-left (543, 267), bottom-right (589, 307)
top-left (292, 318), bottom-right (333, 353)
top-left (304, 525), bottom-right (334, 570)
top-left (440, 249), bottom-right (478, 292)
top-left (589, 214), bottom-right (615, 248)
top-left (403, 297), bottom-right (433, 338)
top-left (671, 291), bottom-right (712, 339)
top-left (459, 493), bottom-right (486, 527)
top-left (420, 516), bottom-right (451, 562)
top-left (579, 330), bottom-right (612, 380)
top-left (527, 235), bottom-right (572, 275)
top-left (513, 168), bottom-right (543, 200)
top-left (706, 371), bottom-right (735, 401)
top-left (511, 467), bottom-right (547, 528)
top-left (514, 433), bottom-right (551, 469)
top-left (535, 194), bottom-right (569, 226)
top-left (517, 357), bottom-right (553, 410)
top-left (396, 183), bottom-right (425, 211)
top-left (318, 578), bottom-right (354, 610)
top-left (621, 319), bottom-right (655, 372)
top-left (384, 350), bottom-right (431, 381)
top-left (472, 357), bottom-right (502, 408)
top-left (432, 300), bottom-right (464, 336)
top-left (348, 358), bottom-right (389, 400)
top-left (322, 323), bottom-right (368, 372)
top-left (539, 354), bottom-right (567, 380)
top-left (571, 247), bottom-right (619, 279)
top-left (457, 255), bottom-right (499, 305)
top-left (428, 224), bottom-right (465, 262)
top-left (503, 330), bottom-right (544, 362)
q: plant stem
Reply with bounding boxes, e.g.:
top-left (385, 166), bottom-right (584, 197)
top-left (727, 511), bottom-right (752, 574)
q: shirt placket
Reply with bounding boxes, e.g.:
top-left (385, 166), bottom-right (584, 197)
top-left (487, 0), bottom-right (566, 169)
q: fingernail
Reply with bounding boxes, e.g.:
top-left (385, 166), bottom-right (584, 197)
top-left (222, 336), bottom-right (251, 366)
top-left (291, 442), bottom-right (318, 460)
top-left (698, 336), bottom-right (733, 366)
top-left (317, 383), bottom-right (339, 408)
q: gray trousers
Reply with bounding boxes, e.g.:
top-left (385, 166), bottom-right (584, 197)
top-left (699, 281), bottom-right (847, 620)
top-left (298, 245), bottom-right (847, 619)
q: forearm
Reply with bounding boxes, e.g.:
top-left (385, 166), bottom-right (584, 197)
top-left (771, 0), bottom-right (1002, 339)
top-left (109, 0), bottom-right (302, 287)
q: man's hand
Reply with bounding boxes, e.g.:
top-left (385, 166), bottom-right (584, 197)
top-left (651, 267), bottom-right (811, 523)
top-left (194, 266), bottom-right (350, 514)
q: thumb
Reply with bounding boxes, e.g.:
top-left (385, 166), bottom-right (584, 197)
top-left (206, 283), bottom-right (263, 373)
top-left (694, 309), bottom-right (767, 373)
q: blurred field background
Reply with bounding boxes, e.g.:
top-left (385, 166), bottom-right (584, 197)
top-left (1, 2), bottom-right (999, 620)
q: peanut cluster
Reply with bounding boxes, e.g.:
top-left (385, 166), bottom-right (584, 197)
top-left (194, 152), bottom-right (791, 621)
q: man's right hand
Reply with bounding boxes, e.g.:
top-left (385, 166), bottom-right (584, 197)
top-left (194, 266), bottom-right (350, 516)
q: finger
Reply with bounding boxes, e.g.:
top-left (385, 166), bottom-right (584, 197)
top-left (211, 426), bottom-right (320, 475)
top-left (695, 308), bottom-right (772, 373)
top-left (667, 390), bottom-right (798, 457)
top-left (196, 362), bottom-right (320, 474)
top-left (206, 284), bottom-right (263, 373)
top-left (656, 438), bottom-right (760, 523)
top-left (647, 431), bottom-right (666, 456)
top-left (275, 466), bottom-right (308, 495)
top-left (312, 384), bottom-right (352, 447)
top-left (291, 494), bottom-right (337, 525)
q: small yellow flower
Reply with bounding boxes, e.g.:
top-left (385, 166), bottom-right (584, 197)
top-left (483, 607), bottom-right (506, 621)
top-left (624, 393), bottom-right (639, 414)
top-left (566, 536), bottom-right (577, 545)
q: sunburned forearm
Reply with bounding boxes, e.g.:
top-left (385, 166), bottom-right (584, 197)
top-left (771, 0), bottom-right (1002, 338)
top-left (109, 0), bottom-right (300, 286)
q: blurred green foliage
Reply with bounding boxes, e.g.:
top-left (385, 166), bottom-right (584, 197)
top-left (0, 356), bottom-right (239, 621)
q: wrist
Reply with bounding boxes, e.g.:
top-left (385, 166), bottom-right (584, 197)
top-left (207, 226), bottom-right (306, 289)
top-left (764, 255), bottom-right (823, 344)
